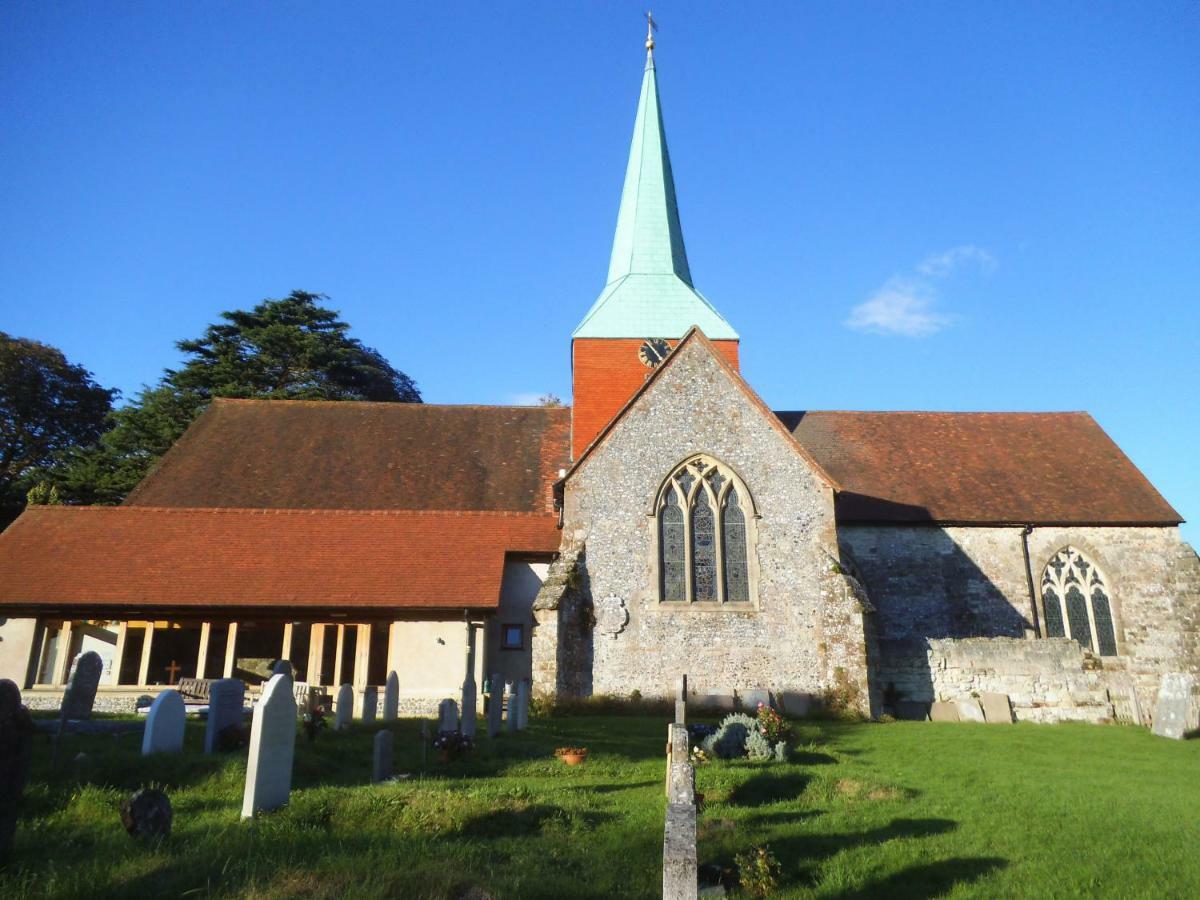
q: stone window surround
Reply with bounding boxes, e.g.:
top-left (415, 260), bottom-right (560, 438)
top-left (1034, 543), bottom-right (1126, 657)
top-left (649, 453), bottom-right (762, 609)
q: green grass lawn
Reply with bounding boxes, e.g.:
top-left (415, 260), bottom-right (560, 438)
top-left (3, 714), bottom-right (1198, 898)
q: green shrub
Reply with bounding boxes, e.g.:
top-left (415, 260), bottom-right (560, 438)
top-left (735, 846), bottom-right (782, 897)
top-left (745, 730), bottom-right (773, 761)
top-left (701, 713), bottom-right (759, 760)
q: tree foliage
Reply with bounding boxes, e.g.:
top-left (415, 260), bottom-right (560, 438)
top-left (47, 291), bottom-right (420, 503)
top-left (0, 332), bottom-right (116, 512)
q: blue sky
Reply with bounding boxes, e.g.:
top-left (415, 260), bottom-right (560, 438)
top-left (2, 2), bottom-right (1197, 540)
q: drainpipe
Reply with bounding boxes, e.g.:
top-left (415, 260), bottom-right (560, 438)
top-left (1020, 525), bottom-right (1040, 637)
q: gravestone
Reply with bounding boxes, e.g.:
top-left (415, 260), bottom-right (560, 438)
top-left (141, 690), bottom-right (186, 755)
top-left (382, 672), bottom-right (399, 722)
top-left (241, 673), bottom-right (297, 818)
top-left (956, 698), bottom-right (986, 723)
top-left (980, 693), bottom-right (1014, 724)
top-left (271, 660), bottom-right (293, 681)
top-left (334, 683), bottom-right (354, 730)
top-left (373, 729), bottom-right (393, 784)
top-left (204, 678), bottom-right (245, 754)
top-left (120, 788), bottom-right (172, 840)
top-left (740, 688), bottom-right (771, 711)
top-left (461, 678), bottom-right (477, 738)
top-left (515, 680), bottom-right (530, 730)
top-left (361, 686), bottom-right (378, 724)
top-left (60, 651), bottom-right (103, 721)
top-left (1152, 672), bottom-right (1198, 740)
top-left (675, 674), bottom-right (687, 725)
top-left (438, 698), bottom-right (459, 732)
top-left (929, 701), bottom-right (960, 722)
top-left (506, 683), bottom-right (518, 733)
top-left (487, 673), bottom-right (503, 737)
top-left (1, 679), bottom-right (35, 864)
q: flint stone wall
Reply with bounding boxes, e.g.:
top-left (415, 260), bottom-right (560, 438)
top-left (559, 339), bottom-right (871, 712)
top-left (847, 525), bottom-right (1200, 721)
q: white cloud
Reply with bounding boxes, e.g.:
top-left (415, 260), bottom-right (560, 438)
top-left (846, 245), bottom-right (996, 338)
top-left (915, 245), bottom-right (997, 277)
top-left (845, 278), bottom-right (955, 337)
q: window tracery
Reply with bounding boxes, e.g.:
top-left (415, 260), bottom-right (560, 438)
top-left (656, 456), bottom-right (754, 604)
top-left (1039, 547), bottom-right (1118, 656)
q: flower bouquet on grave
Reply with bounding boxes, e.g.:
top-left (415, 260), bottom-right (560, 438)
top-left (554, 746), bottom-right (588, 766)
top-left (433, 730), bottom-right (474, 762)
top-left (755, 702), bottom-right (790, 743)
top-left (302, 705), bottom-right (329, 743)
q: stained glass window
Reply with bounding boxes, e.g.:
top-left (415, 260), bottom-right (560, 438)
top-left (692, 491), bottom-right (717, 602)
top-left (660, 489), bottom-right (685, 602)
top-left (1040, 548), bottom-right (1118, 657)
top-left (722, 490), bottom-right (749, 602)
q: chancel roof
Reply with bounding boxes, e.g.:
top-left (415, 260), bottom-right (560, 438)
top-left (126, 399), bottom-right (570, 513)
top-left (780, 410), bottom-right (1182, 526)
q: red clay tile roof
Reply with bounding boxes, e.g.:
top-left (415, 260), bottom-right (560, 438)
top-left (125, 399), bottom-right (571, 514)
top-left (0, 507), bottom-right (561, 611)
top-left (779, 411), bottom-right (1182, 525)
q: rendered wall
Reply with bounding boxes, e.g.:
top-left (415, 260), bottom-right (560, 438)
top-left (0, 616), bottom-right (37, 686)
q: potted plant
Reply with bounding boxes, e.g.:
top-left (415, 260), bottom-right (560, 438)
top-left (555, 746), bottom-right (588, 766)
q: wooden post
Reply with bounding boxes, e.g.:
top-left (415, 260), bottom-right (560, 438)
top-left (353, 624), bottom-right (371, 687)
top-left (281, 622), bottom-right (294, 664)
top-left (137, 622), bottom-right (156, 685)
top-left (308, 624), bottom-right (325, 685)
top-left (333, 623), bottom-right (346, 686)
top-left (51, 620), bottom-right (74, 685)
top-left (110, 622), bottom-right (129, 685)
top-left (196, 622), bottom-right (211, 679)
top-left (223, 622), bottom-right (238, 678)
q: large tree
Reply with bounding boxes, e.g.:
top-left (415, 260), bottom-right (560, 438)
top-left (0, 333), bottom-right (116, 514)
top-left (49, 291), bottom-right (420, 503)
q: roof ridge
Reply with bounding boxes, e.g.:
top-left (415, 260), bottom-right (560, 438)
top-left (211, 398), bottom-right (571, 412)
top-left (776, 409), bottom-right (1094, 417)
top-left (27, 506), bottom-right (558, 518)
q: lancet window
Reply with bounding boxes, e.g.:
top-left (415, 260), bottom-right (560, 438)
top-left (657, 456), bottom-right (754, 604)
top-left (1039, 547), bottom-right (1119, 656)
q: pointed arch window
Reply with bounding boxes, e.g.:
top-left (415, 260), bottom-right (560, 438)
top-left (656, 456), bottom-right (755, 604)
top-left (1039, 547), bottom-right (1119, 656)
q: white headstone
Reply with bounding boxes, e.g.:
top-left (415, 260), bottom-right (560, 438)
top-left (373, 729), bottom-right (393, 784)
top-left (360, 686), bottom-right (377, 724)
top-left (506, 683), bottom-right (518, 732)
top-left (1152, 673), bottom-right (1199, 740)
top-left (438, 698), bottom-right (459, 732)
top-left (956, 698), bottom-right (986, 723)
top-left (241, 673), bottom-right (297, 818)
top-left (271, 660), bottom-right (294, 681)
top-left (205, 678), bottom-right (245, 754)
top-left (382, 671), bottom-right (399, 722)
top-left (487, 673), bottom-right (503, 738)
top-left (515, 680), bottom-right (530, 730)
top-left (334, 683), bottom-right (354, 730)
top-left (141, 690), bottom-right (186, 755)
top-left (461, 679), bottom-right (477, 738)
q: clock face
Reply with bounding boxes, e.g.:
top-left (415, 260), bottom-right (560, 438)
top-left (639, 338), bottom-right (671, 368)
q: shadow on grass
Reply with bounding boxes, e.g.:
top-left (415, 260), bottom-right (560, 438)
top-left (458, 805), bottom-right (616, 838)
top-left (729, 772), bottom-right (811, 807)
top-left (762, 818), bottom-right (960, 885)
top-left (832, 857), bottom-right (1008, 899)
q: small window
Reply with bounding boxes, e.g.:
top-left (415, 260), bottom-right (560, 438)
top-left (500, 624), bottom-right (524, 651)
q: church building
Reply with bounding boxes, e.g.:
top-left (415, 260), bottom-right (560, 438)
top-left (1, 34), bottom-right (1197, 724)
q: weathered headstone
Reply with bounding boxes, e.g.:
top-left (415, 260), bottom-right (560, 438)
top-left (241, 673), bottom-right (297, 818)
top-left (204, 678), bottom-right (245, 754)
top-left (0, 679), bottom-right (35, 863)
top-left (382, 671), bottom-right (399, 722)
top-left (271, 660), bottom-right (293, 681)
top-left (505, 683), bottom-right (518, 733)
top-left (675, 674), bottom-right (687, 725)
top-left (120, 788), bottom-right (173, 840)
top-left (487, 672), bottom-right (503, 737)
top-left (141, 690), bottom-right (186, 755)
top-left (740, 688), bottom-right (771, 711)
top-left (373, 729), bottom-right (393, 784)
top-left (980, 692), bottom-right (1014, 724)
top-left (515, 679), bottom-right (530, 730)
top-left (930, 700), bottom-right (960, 722)
top-left (666, 723), bottom-right (689, 796)
top-left (663, 747), bottom-right (699, 900)
top-left (461, 678), bottom-right (477, 738)
top-left (60, 651), bottom-right (103, 721)
top-left (1152, 672), bottom-right (1199, 740)
top-left (956, 698), bottom-right (986, 723)
top-left (334, 683), bottom-right (354, 730)
top-left (438, 698), bottom-right (459, 732)
top-left (361, 686), bottom-right (378, 724)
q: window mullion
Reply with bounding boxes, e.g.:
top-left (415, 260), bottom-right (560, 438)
top-left (713, 488), bottom-right (725, 603)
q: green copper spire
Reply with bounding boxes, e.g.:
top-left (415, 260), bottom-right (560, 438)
top-left (573, 25), bottom-right (738, 340)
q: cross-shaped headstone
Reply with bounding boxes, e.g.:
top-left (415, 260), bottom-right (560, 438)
top-left (164, 660), bottom-right (182, 684)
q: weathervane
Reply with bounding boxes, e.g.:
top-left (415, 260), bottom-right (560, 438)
top-left (645, 11), bottom-right (657, 51)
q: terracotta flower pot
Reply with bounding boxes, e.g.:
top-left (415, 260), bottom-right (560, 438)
top-left (559, 752), bottom-right (586, 766)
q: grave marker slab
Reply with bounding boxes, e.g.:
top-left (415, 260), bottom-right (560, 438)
top-left (515, 680), bottom-right (530, 730)
top-left (980, 693), bottom-right (1014, 724)
top-left (361, 686), bottom-right (378, 724)
top-left (383, 672), bottom-right (399, 722)
top-left (487, 673), bottom-right (503, 737)
top-left (60, 651), bottom-right (103, 721)
top-left (1152, 673), bottom-right (1198, 740)
top-left (461, 678), bottom-right (477, 738)
top-left (241, 673), bottom-right (297, 818)
top-left (141, 690), bottom-right (186, 755)
top-left (675, 674), bottom-right (687, 725)
top-left (205, 678), bottom-right (245, 754)
top-left (373, 730), bottom-right (393, 784)
top-left (0, 679), bottom-right (35, 863)
top-left (438, 698), bottom-right (459, 732)
top-left (271, 660), bottom-right (293, 681)
top-left (506, 684), bottom-right (518, 732)
top-left (956, 699), bottom-right (986, 723)
top-left (334, 684), bottom-right (353, 730)
top-left (930, 701), bottom-right (960, 722)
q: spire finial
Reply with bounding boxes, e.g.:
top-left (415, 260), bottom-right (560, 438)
top-left (645, 11), bottom-right (657, 52)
